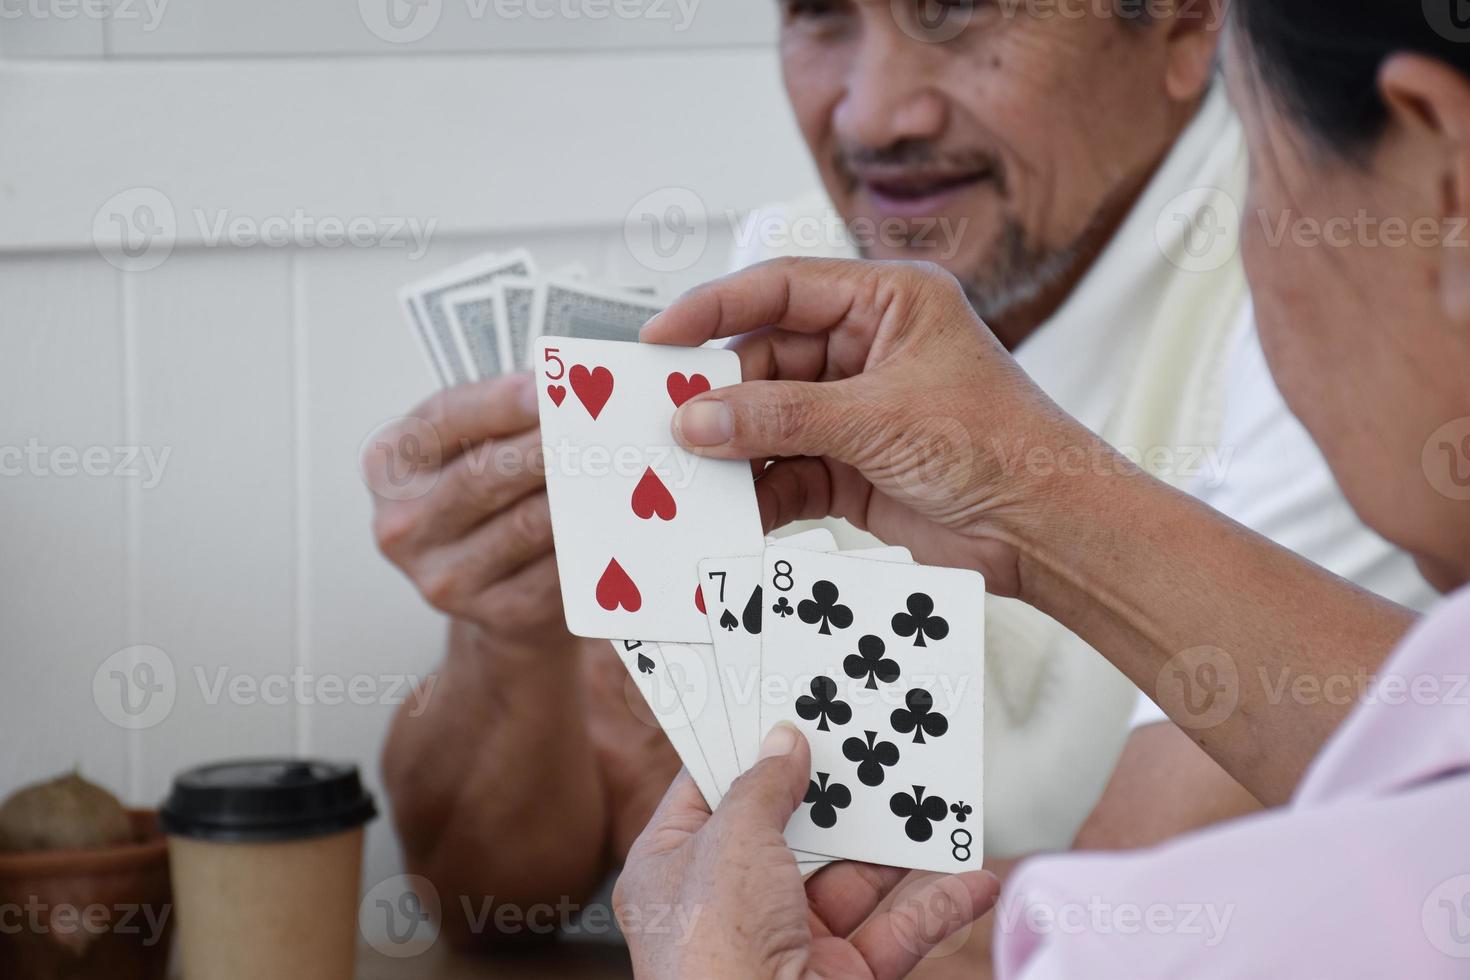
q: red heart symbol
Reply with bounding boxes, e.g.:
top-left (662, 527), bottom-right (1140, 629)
top-left (571, 365), bottom-right (615, 420)
top-left (596, 559), bottom-right (642, 613)
top-left (666, 372), bottom-right (711, 408)
top-left (547, 384), bottom-right (567, 407)
top-left (695, 584), bottom-right (706, 614)
top-left (630, 467), bottom-right (677, 521)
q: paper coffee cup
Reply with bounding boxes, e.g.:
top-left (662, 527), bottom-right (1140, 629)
top-left (160, 760), bottom-right (377, 980)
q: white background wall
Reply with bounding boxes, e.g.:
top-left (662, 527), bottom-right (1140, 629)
top-left (0, 0), bottom-right (820, 894)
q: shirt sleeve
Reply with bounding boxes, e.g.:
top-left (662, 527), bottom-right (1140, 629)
top-left (996, 776), bottom-right (1470, 979)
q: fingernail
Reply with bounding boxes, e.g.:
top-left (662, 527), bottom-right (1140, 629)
top-left (515, 373), bottom-right (539, 416)
top-left (675, 399), bottom-right (732, 447)
top-left (757, 722), bottom-right (799, 761)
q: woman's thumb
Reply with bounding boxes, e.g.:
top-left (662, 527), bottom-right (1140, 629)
top-left (673, 380), bottom-right (864, 464)
top-left (712, 723), bottom-right (812, 833)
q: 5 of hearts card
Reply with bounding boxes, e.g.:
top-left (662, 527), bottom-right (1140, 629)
top-left (535, 337), bottom-right (763, 643)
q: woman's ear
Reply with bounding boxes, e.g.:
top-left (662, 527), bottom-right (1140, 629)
top-left (1380, 53), bottom-right (1470, 328)
top-left (1163, 0), bottom-right (1225, 103)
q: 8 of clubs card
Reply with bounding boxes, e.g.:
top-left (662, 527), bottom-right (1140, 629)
top-left (760, 546), bottom-right (986, 873)
top-left (536, 337), bottom-right (763, 643)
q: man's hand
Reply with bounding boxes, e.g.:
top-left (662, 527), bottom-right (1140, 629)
top-left (641, 257), bottom-right (1091, 599)
top-left (614, 724), bottom-right (999, 980)
top-left (364, 374), bottom-right (567, 649)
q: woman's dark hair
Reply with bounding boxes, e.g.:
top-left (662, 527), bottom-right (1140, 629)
top-left (1233, 0), bottom-right (1470, 158)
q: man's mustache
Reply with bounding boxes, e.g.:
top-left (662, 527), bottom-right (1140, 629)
top-left (834, 142), bottom-right (1008, 195)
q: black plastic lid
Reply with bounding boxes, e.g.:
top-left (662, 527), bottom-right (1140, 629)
top-left (159, 759), bottom-right (377, 843)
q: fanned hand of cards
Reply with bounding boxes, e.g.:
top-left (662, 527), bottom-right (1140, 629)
top-left (398, 248), bottom-right (665, 389)
top-left (396, 256), bottom-right (986, 875)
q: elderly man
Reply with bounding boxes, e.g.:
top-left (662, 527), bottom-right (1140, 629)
top-left (371, 0), bottom-right (1431, 971)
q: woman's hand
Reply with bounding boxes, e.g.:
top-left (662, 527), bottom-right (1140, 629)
top-left (613, 724), bottom-right (999, 980)
top-left (641, 257), bottom-right (1097, 597)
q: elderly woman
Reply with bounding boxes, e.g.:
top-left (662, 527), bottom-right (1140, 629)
top-left (612, 0), bottom-right (1470, 976)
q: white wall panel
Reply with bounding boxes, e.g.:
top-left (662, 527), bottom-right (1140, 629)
top-left (0, 256), bottom-right (131, 801)
top-left (0, 5), bottom-right (108, 59)
top-left (128, 248), bottom-right (301, 804)
top-left (0, 52), bottom-right (817, 252)
top-left (108, 0), bottom-right (776, 58)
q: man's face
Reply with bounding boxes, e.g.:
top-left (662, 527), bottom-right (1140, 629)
top-left (779, 0), bottom-right (1196, 320)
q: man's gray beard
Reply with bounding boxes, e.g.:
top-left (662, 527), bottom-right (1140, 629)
top-left (960, 219), bottom-right (1088, 324)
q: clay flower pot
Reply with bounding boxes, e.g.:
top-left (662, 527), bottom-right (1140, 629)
top-left (0, 809), bottom-right (174, 980)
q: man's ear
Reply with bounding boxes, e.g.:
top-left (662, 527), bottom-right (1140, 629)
top-left (1161, 0), bottom-right (1225, 104)
top-left (1380, 53), bottom-right (1470, 329)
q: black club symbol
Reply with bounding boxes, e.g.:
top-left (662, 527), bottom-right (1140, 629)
top-left (890, 785), bottom-right (948, 842)
top-left (804, 772), bottom-right (851, 829)
top-left (843, 634), bottom-right (900, 690)
top-left (890, 688), bottom-right (949, 744)
top-left (950, 801), bottom-right (972, 823)
top-left (798, 580), bottom-right (853, 636)
top-left (771, 596), bottom-right (795, 619)
top-left (795, 676), bottom-right (852, 732)
top-left (891, 592), bottom-right (950, 647)
top-left (842, 730), bottom-right (900, 787)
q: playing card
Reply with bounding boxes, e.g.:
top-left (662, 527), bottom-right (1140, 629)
top-left (400, 292), bottom-right (450, 388)
top-left (760, 547), bottom-right (985, 873)
top-left (610, 639), bottom-right (721, 809)
top-left (536, 337), bottom-right (763, 642)
top-left (444, 278), bottom-right (528, 381)
top-left (675, 529), bottom-right (839, 805)
top-left (495, 280), bottom-right (537, 371)
top-left (402, 250), bottom-right (535, 386)
top-left (532, 277), bottom-right (665, 347)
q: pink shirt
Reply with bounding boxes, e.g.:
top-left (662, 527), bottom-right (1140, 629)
top-left (996, 586), bottom-right (1470, 978)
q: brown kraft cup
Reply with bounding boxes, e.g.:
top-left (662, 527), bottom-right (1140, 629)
top-left (160, 760), bottom-right (377, 980)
